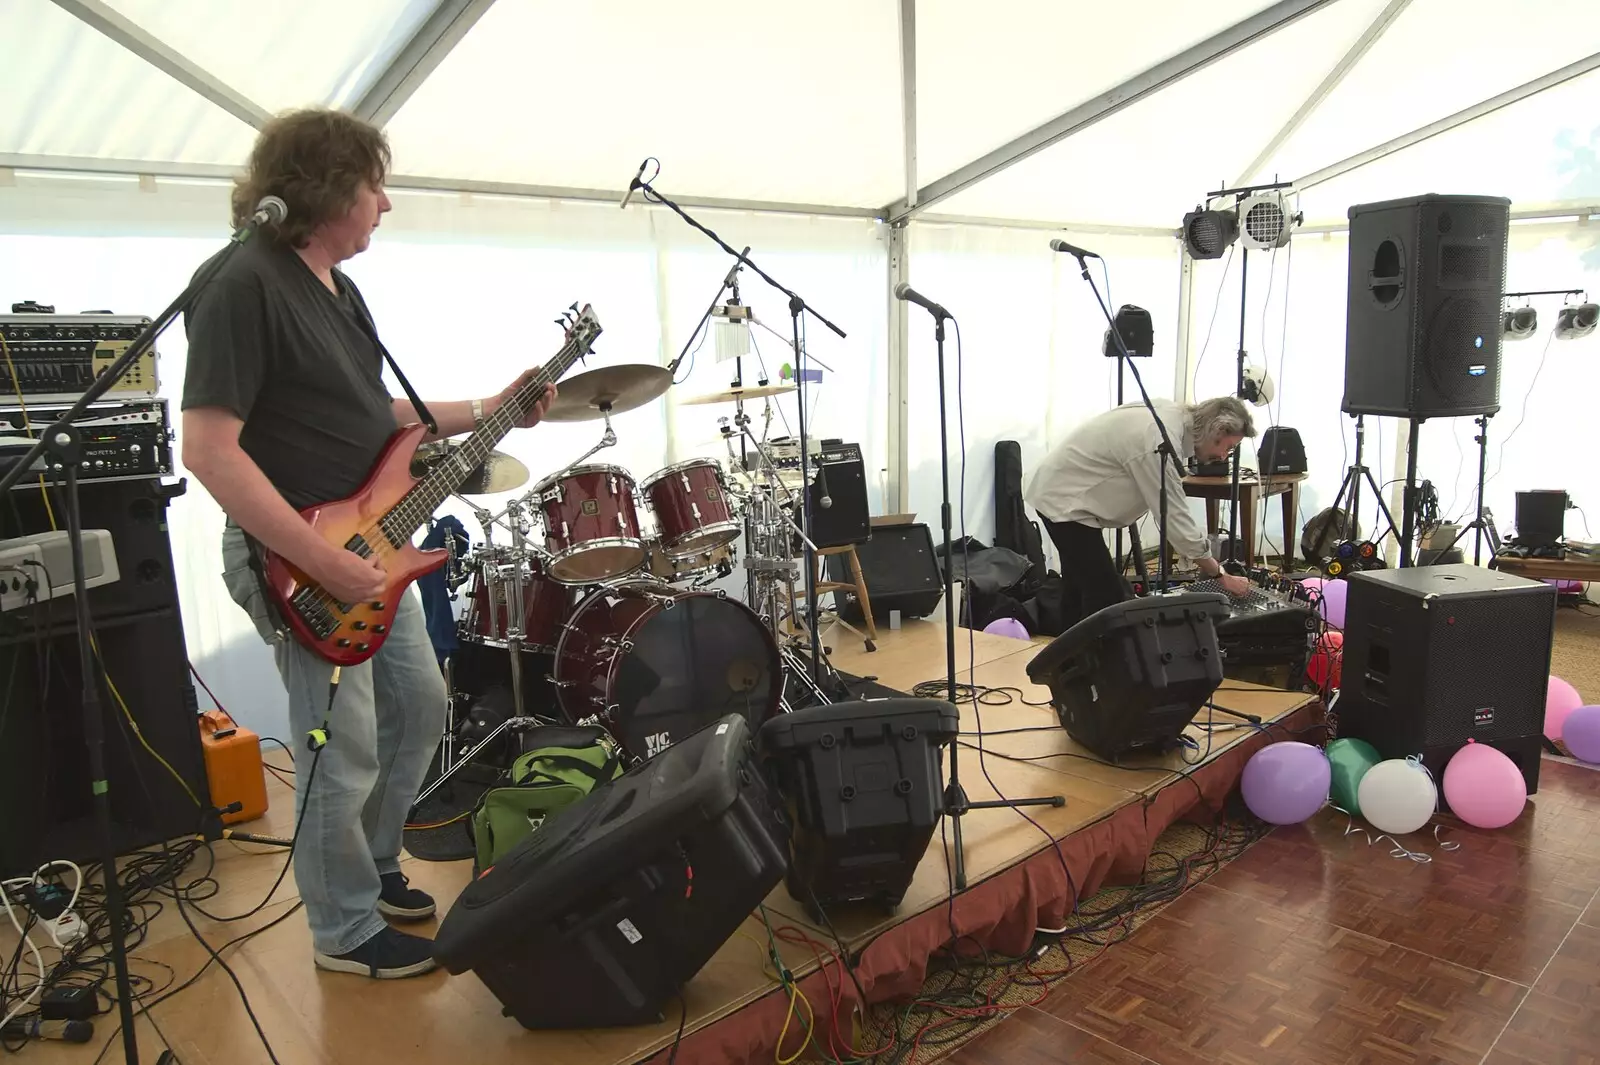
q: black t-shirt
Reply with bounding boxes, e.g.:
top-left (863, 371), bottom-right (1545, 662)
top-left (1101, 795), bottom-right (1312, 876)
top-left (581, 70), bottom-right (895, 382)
top-left (181, 239), bottom-right (400, 510)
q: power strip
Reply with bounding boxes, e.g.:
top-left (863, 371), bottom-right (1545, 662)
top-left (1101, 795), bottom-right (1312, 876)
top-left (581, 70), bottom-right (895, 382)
top-left (0, 530), bottom-right (118, 610)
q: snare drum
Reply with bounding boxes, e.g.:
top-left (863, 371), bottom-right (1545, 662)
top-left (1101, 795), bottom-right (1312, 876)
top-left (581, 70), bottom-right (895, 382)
top-left (459, 553), bottom-right (573, 651)
top-left (532, 463), bottom-right (647, 585)
top-left (552, 581), bottom-right (780, 761)
top-left (640, 459), bottom-right (740, 558)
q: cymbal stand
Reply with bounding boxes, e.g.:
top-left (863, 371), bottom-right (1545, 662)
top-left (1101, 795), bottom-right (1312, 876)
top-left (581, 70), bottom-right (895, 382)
top-left (557, 404), bottom-right (618, 473)
top-left (412, 497), bottom-right (545, 811)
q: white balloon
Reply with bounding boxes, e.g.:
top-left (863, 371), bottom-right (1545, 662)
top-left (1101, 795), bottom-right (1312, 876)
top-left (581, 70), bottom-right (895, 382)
top-left (1356, 759), bottom-right (1437, 835)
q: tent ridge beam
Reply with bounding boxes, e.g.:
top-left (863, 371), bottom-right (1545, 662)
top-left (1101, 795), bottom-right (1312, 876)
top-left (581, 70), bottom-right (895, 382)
top-left (354, 0), bottom-right (498, 127)
top-left (1234, 0), bottom-right (1413, 188)
top-left (880, 0), bottom-right (1337, 224)
top-left (49, 0), bottom-right (272, 129)
top-left (0, 154), bottom-right (881, 218)
top-left (1296, 50), bottom-right (1600, 190)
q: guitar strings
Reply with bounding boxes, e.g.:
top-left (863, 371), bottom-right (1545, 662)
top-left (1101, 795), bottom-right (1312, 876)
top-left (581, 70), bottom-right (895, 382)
top-left (294, 334), bottom-right (586, 624)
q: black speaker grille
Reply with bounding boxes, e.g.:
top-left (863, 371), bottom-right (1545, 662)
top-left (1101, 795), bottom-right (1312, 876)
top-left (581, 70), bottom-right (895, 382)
top-left (1422, 596), bottom-right (1548, 746)
top-left (1422, 296), bottom-right (1502, 412)
top-left (1439, 243), bottom-right (1497, 284)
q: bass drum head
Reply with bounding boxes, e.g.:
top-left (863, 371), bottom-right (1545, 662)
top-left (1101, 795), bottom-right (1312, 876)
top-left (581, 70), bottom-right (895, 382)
top-left (554, 583), bottom-right (779, 760)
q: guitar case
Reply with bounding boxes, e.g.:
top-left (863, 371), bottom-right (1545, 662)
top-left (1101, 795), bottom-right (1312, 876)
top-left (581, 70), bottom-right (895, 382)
top-left (993, 441), bottom-right (1046, 588)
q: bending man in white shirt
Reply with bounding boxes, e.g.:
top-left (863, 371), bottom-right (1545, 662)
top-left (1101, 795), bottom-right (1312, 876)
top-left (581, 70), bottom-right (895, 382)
top-left (1025, 395), bottom-right (1254, 627)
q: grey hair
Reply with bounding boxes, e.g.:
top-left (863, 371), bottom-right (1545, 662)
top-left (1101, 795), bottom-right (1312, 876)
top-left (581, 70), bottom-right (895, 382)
top-left (1188, 396), bottom-right (1256, 446)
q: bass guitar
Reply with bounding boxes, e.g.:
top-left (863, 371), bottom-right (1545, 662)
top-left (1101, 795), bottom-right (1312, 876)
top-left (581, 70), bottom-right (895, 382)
top-left (263, 304), bottom-right (602, 666)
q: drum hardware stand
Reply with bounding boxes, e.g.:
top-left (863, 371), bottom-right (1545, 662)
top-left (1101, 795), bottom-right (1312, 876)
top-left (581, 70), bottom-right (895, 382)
top-left (415, 498), bottom-right (548, 811)
top-left (557, 403), bottom-right (619, 473)
top-left (631, 166), bottom-right (846, 691)
top-left (901, 285), bottom-right (1065, 893)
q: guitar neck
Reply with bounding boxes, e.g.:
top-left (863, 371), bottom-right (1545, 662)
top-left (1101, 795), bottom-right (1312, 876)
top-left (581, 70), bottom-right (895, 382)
top-left (379, 335), bottom-right (586, 546)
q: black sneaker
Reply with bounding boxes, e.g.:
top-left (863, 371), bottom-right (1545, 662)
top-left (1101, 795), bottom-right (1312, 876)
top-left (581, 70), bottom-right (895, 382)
top-left (377, 871), bottom-right (436, 920)
top-left (314, 927), bottom-right (437, 979)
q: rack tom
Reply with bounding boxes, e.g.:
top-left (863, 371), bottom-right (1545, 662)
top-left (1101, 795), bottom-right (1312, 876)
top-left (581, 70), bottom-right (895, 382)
top-left (532, 463), bottom-right (647, 584)
top-left (640, 458), bottom-right (740, 558)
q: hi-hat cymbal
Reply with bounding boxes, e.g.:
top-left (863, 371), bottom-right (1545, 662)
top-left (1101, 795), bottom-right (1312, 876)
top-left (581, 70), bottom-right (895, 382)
top-left (682, 383), bottom-right (797, 406)
top-left (413, 441), bottom-right (530, 495)
top-left (544, 363), bottom-right (673, 422)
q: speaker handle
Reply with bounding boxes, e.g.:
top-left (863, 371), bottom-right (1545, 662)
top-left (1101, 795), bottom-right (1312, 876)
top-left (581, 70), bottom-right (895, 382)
top-left (1367, 273), bottom-right (1404, 291)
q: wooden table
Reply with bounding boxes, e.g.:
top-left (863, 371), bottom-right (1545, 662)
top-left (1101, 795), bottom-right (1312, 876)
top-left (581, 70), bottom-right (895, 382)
top-left (1183, 472), bottom-right (1308, 569)
top-left (1489, 553), bottom-right (1600, 582)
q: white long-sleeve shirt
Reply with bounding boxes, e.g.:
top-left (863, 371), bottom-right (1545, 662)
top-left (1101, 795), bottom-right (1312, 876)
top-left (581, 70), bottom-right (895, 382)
top-left (1024, 400), bottom-right (1211, 561)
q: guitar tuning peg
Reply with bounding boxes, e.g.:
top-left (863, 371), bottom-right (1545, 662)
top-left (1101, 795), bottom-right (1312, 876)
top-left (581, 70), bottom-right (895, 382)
top-left (569, 301), bottom-right (580, 313)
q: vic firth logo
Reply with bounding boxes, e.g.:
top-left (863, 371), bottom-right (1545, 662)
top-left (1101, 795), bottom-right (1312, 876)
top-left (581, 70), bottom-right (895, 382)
top-left (645, 731), bottom-right (673, 758)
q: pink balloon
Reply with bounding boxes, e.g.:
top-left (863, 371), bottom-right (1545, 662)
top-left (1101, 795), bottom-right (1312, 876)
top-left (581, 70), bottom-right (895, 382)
top-left (1442, 740), bottom-right (1527, 829)
top-left (1563, 705), bottom-right (1600, 763)
top-left (982, 617), bottom-right (1030, 640)
top-left (1546, 675), bottom-right (1584, 742)
top-left (1317, 579), bottom-right (1349, 629)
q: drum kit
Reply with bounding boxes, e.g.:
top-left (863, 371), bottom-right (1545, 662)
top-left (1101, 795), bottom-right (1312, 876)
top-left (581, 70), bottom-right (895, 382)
top-left (416, 360), bottom-right (846, 806)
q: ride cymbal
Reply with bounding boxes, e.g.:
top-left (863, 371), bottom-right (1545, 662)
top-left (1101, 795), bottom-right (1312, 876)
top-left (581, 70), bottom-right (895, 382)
top-left (544, 363), bottom-right (673, 421)
top-left (681, 383), bottom-right (797, 406)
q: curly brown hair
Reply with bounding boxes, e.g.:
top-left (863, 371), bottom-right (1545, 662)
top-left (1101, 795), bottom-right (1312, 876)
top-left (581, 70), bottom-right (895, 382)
top-left (231, 109), bottom-right (392, 249)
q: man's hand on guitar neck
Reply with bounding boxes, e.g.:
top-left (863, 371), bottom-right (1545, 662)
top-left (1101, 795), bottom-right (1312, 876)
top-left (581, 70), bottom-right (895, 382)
top-left (394, 368), bottom-right (558, 440)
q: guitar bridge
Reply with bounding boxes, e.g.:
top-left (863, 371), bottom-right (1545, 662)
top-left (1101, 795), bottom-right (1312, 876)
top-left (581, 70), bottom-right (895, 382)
top-left (291, 585), bottom-right (344, 640)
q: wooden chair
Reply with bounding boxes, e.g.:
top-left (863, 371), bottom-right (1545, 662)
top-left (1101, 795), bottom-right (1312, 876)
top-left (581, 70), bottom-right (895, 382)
top-left (791, 544), bottom-right (877, 651)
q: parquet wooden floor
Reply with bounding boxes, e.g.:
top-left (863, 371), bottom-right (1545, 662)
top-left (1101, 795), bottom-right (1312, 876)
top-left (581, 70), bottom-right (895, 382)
top-left (949, 758), bottom-right (1600, 1065)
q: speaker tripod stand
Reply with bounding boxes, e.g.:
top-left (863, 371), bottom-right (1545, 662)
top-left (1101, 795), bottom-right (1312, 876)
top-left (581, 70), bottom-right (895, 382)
top-left (1427, 414), bottom-right (1494, 566)
top-left (1323, 414), bottom-right (1399, 567)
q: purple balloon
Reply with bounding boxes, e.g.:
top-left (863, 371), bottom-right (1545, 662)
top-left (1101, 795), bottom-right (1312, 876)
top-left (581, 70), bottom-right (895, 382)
top-left (1317, 579), bottom-right (1349, 629)
top-left (1564, 705), bottom-right (1600, 763)
top-left (982, 617), bottom-right (1030, 640)
top-left (1240, 741), bottom-right (1331, 825)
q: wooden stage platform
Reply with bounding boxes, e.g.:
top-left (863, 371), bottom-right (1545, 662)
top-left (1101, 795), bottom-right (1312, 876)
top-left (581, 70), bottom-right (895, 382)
top-left (17, 621), bottom-right (1317, 1065)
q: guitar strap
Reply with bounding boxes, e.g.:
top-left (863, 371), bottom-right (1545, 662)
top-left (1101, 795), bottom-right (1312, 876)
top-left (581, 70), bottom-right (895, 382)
top-left (335, 270), bottom-right (438, 436)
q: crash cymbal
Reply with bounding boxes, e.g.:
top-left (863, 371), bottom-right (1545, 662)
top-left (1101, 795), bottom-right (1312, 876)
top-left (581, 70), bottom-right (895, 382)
top-left (413, 441), bottom-right (530, 495)
top-left (682, 383), bottom-right (797, 406)
top-left (544, 363), bottom-right (673, 422)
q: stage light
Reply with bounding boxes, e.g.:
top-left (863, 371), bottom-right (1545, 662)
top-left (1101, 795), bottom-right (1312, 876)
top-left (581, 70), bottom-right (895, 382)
top-left (1502, 305), bottom-right (1538, 340)
top-left (1181, 207), bottom-right (1238, 259)
top-left (1555, 302), bottom-right (1598, 340)
top-left (1238, 191), bottom-right (1296, 250)
top-left (1240, 363), bottom-right (1274, 406)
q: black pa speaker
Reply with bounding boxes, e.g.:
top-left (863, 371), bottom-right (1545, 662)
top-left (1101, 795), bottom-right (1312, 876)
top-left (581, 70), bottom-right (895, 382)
top-left (830, 522), bottom-right (943, 623)
top-left (1025, 593), bottom-right (1227, 761)
top-left (1337, 564), bottom-right (1554, 796)
top-left (807, 441), bottom-right (870, 549)
top-left (758, 698), bottom-right (957, 916)
top-left (1, 478), bottom-right (186, 622)
top-left (1342, 194), bottom-right (1509, 418)
top-left (432, 714), bottom-right (789, 1029)
top-left (0, 610), bottom-right (207, 877)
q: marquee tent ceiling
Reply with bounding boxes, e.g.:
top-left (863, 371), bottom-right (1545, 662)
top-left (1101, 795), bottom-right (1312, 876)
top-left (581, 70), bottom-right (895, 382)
top-left (4, 0), bottom-right (1598, 229)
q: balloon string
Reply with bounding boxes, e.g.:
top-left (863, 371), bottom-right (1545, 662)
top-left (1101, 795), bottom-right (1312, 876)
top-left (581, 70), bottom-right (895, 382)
top-left (1330, 804), bottom-right (1449, 863)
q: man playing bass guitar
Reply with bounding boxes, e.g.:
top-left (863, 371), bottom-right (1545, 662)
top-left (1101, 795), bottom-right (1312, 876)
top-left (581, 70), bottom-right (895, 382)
top-left (181, 109), bottom-right (555, 980)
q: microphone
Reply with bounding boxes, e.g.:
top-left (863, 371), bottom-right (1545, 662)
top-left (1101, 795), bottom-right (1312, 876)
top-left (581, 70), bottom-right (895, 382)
top-left (619, 159), bottom-right (649, 209)
top-left (251, 195), bottom-right (287, 227)
top-left (816, 463), bottom-right (832, 509)
top-left (893, 282), bottom-right (950, 320)
top-left (1049, 238), bottom-right (1100, 260)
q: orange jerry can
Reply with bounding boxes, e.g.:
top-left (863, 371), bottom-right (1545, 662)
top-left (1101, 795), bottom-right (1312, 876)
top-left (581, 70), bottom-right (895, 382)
top-left (199, 709), bottom-right (269, 825)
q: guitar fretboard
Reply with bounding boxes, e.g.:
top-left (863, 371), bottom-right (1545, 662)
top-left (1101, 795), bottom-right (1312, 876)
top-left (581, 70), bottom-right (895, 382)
top-left (378, 312), bottom-right (598, 547)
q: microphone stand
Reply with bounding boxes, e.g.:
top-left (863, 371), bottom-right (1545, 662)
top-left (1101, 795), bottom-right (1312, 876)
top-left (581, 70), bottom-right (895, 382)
top-left (902, 300), bottom-right (1065, 893)
top-left (1065, 253), bottom-right (1183, 592)
top-left (635, 173), bottom-right (846, 689)
top-left (0, 212), bottom-right (270, 1065)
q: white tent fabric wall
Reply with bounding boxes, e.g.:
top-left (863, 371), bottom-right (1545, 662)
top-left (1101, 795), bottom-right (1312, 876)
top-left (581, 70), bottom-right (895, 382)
top-left (903, 223), bottom-right (1187, 565)
top-left (0, 175), bottom-right (886, 741)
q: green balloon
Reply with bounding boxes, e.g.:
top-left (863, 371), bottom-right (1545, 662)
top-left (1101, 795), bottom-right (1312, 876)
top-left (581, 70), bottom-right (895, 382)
top-left (1327, 738), bottom-right (1382, 815)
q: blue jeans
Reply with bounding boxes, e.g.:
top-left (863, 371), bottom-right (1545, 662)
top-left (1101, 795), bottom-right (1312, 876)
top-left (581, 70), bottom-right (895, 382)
top-left (222, 525), bottom-right (448, 956)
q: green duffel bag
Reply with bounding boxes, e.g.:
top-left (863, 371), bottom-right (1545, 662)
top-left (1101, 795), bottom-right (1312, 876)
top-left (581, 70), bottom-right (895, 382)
top-left (469, 725), bottom-right (626, 872)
